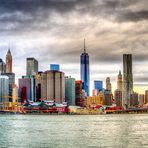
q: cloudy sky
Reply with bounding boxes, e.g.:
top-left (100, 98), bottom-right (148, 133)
top-left (0, 0), bottom-right (148, 94)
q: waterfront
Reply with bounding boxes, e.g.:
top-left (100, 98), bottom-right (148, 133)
top-left (0, 114), bottom-right (148, 148)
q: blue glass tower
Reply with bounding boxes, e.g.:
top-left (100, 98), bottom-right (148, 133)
top-left (50, 64), bottom-right (60, 71)
top-left (94, 80), bottom-right (103, 92)
top-left (80, 39), bottom-right (90, 96)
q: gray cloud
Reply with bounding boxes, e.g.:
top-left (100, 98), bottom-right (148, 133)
top-left (0, 0), bottom-right (148, 33)
top-left (118, 10), bottom-right (148, 22)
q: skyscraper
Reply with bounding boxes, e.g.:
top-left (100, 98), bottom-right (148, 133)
top-left (104, 90), bottom-right (113, 105)
top-left (2, 73), bottom-right (15, 102)
top-left (19, 77), bottom-right (31, 103)
top-left (0, 59), bottom-right (6, 74)
top-left (94, 80), bottom-right (103, 92)
top-left (80, 39), bottom-right (90, 96)
top-left (139, 94), bottom-right (144, 106)
top-left (65, 76), bottom-right (75, 105)
top-left (114, 89), bottom-right (122, 107)
top-left (123, 54), bottom-right (133, 109)
top-left (40, 70), bottom-right (65, 103)
top-left (144, 90), bottom-right (148, 104)
top-left (6, 49), bottom-right (12, 73)
top-left (26, 58), bottom-right (38, 76)
top-left (50, 64), bottom-right (60, 71)
top-left (117, 70), bottom-right (122, 91)
top-left (3, 50), bottom-right (15, 102)
top-left (106, 77), bottom-right (111, 91)
top-left (75, 80), bottom-right (83, 106)
top-left (130, 92), bottom-right (138, 107)
top-left (0, 75), bottom-right (9, 110)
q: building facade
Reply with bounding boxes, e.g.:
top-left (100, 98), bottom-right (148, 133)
top-left (94, 80), bottom-right (103, 92)
top-left (104, 90), bottom-right (113, 105)
top-left (19, 78), bottom-right (31, 103)
top-left (130, 92), bottom-right (139, 107)
top-left (2, 73), bottom-right (15, 102)
top-left (106, 77), bottom-right (112, 91)
top-left (123, 54), bottom-right (133, 109)
top-left (86, 95), bottom-right (104, 108)
top-left (0, 75), bottom-right (9, 110)
top-left (6, 49), bottom-right (12, 73)
top-left (80, 40), bottom-right (90, 96)
top-left (117, 70), bottom-right (122, 91)
top-left (35, 72), bottom-right (42, 102)
top-left (0, 59), bottom-right (6, 74)
top-left (145, 90), bottom-right (148, 104)
top-left (75, 80), bottom-right (83, 106)
top-left (26, 58), bottom-right (38, 76)
top-left (22, 76), bottom-right (35, 102)
top-left (50, 64), bottom-right (60, 71)
top-left (139, 94), bottom-right (144, 106)
top-left (65, 76), bottom-right (75, 105)
top-left (41, 70), bottom-right (65, 103)
top-left (114, 89), bottom-right (122, 106)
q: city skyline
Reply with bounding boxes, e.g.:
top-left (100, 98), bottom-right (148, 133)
top-left (0, 0), bottom-right (148, 93)
top-left (0, 48), bottom-right (147, 94)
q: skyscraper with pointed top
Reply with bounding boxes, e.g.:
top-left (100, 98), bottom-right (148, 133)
top-left (80, 39), bottom-right (90, 96)
top-left (117, 70), bottom-right (122, 91)
top-left (6, 49), bottom-right (12, 73)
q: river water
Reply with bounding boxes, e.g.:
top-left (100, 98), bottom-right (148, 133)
top-left (0, 114), bottom-right (148, 148)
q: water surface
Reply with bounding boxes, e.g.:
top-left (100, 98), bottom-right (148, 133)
top-left (0, 114), bottom-right (148, 148)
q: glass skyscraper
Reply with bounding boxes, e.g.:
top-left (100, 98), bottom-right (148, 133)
top-left (80, 39), bottom-right (90, 96)
top-left (50, 64), bottom-right (60, 71)
top-left (65, 76), bottom-right (75, 105)
top-left (94, 80), bottom-right (103, 92)
top-left (0, 75), bottom-right (9, 110)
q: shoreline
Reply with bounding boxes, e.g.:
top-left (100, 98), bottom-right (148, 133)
top-left (0, 111), bottom-right (148, 115)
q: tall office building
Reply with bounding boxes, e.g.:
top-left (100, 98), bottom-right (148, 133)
top-left (123, 54), bottom-right (133, 109)
top-left (40, 70), bottom-right (65, 103)
top-left (114, 89), bottom-right (122, 106)
top-left (26, 58), bottom-right (38, 76)
top-left (2, 73), bottom-right (15, 102)
top-left (19, 76), bottom-right (35, 103)
top-left (35, 72), bottom-right (42, 102)
top-left (104, 90), bottom-right (113, 105)
top-left (139, 94), bottom-right (144, 106)
top-left (0, 59), bottom-right (6, 74)
top-left (0, 75), bottom-right (9, 110)
top-left (117, 70), bottom-right (122, 91)
top-left (23, 76), bottom-right (35, 102)
top-left (80, 39), bottom-right (90, 96)
top-left (106, 77), bottom-right (112, 91)
top-left (130, 92), bottom-right (138, 107)
top-left (2, 50), bottom-right (15, 102)
top-left (6, 49), bottom-right (12, 73)
top-left (50, 64), bottom-right (60, 71)
top-left (65, 76), bottom-right (75, 105)
top-left (144, 90), bottom-right (148, 104)
top-left (19, 77), bottom-right (31, 103)
top-left (75, 80), bottom-right (83, 106)
top-left (94, 80), bottom-right (103, 92)
top-left (12, 84), bottom-right (18, 104)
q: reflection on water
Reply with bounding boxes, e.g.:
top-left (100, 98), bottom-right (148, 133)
top-left (0, 114), bottom-right (148, 148)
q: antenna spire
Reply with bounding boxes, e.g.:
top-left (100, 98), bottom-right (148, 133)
top-left (84, 38), bottom-right (86, 53)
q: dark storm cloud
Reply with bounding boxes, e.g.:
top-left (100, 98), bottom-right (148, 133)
top-left (118, 10), bottom-right (148, 22)
top-left (0, 0), bottom-right (148, 31)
